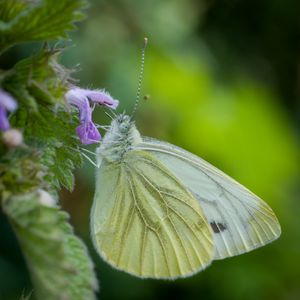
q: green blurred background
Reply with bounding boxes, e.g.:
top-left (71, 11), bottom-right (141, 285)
top-left (1, 0), bottom-right (300, 299)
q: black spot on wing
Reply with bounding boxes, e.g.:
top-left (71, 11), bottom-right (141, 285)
top-left (210, 221), bottom-right (227, 234)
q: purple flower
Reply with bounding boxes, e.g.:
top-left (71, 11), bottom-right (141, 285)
top-left (81, 88), bottom-right (119, 109)
top-left (76, 121), bottom-right (101, 145)
top-left (0, 89), bottom-right (17, 131)
top-left (65, 87), bottom-right (119, 144)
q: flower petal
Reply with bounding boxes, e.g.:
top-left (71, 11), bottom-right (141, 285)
top-left (65, 86), bottom-right (118, 144)
top-left (65, 89), bottom-right (92, 123)
top-left (0, 106), bottom-right (10, 130)
top-left (76, 121), bottom-right (101, 145)
top-left (0, 89), bottom-right (17, 111)
top-left (81, 89), bottom-right (119, 109)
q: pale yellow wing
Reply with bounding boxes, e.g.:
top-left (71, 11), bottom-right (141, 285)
top-left (91, 150), bottom-right (214, 279)
top-left (134, 138), bottom-right (281, 260)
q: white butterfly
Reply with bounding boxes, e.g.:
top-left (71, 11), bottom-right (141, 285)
top-left (90, 114), bottom-right (281, 279)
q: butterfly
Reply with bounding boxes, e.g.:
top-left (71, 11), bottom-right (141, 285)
top-left (90, 113), bottom-right (281, 279)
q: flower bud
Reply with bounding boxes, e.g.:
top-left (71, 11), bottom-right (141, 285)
top-left (2, 128), bottom-right (23, 148)
top-left (38, 190), bottom-right (57, 207)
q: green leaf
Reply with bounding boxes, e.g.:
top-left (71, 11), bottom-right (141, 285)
top-left (2, 190), bottom-right (98, 300)
top-left (21, 105), bottom-right (83, 191)
top-left (0, 0), bottom-right (88, 53)
top-left (2, 48), bottom-right (72, 109)
top-left (0, 146), bottom-right (47, 197)
top-left (1, 49), bottom-right (83, 192)
top-left (0, 1), bottom-right (98, 298)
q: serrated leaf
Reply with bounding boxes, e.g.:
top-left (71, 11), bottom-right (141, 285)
top-left (1, 49), bottom-right (83, 192)
top-left (0, 0), bottom-right (29, 22)
top-left (2, 190), bottom-right (98, 300)
top-left (0, 146), bottom-right (47, 196)
top-left (0, 0), bottom-right (88, 53)
top-left (2, 48), bottom-right (71, 109)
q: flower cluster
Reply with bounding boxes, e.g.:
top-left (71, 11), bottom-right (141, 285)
top-left (0, 88), bottom-right (18, 131)
top-left (65, 87), bottom-right (119, 144)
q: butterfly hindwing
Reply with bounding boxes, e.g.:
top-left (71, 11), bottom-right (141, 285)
top-left (91, 150), bottom-right (214, 279)
top-left (134, 138), bottom-right (281, 259)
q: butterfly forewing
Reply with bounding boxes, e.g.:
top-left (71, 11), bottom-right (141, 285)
top-left (134, 138), bottom-right (281, 259)
top-left (91, 150), bottom-right (214, 279)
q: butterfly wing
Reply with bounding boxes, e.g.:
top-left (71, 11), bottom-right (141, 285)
top-left (91, 150), bottom-right (214, 279)
top-left (134, 138), bottom-right (281, 260)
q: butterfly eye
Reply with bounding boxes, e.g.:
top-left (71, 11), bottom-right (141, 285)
top-left (119, 123), bottom-right (129, 133)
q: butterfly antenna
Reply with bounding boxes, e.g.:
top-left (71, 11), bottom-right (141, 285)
top-left (132, 37), bottom-right (148, 118)
top-left (104, 111), bottom-right (114, 120)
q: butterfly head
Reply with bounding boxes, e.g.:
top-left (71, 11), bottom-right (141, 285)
top-left (116, 114), bottom-right (132, 134)
top-left (98, 113), bottom-right (142, 162)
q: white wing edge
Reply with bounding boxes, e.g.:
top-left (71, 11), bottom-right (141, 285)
top-left (133, 137), bottom-right (281, 259)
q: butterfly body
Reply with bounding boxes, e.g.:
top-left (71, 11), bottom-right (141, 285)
top-left (97, 114), bottom-right (141, 163)
top-left (91, 114), bottom-right (281, 279)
